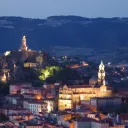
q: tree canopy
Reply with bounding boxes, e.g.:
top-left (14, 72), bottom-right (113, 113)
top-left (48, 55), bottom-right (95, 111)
top-left (39, 66), bottom-right (62, 80)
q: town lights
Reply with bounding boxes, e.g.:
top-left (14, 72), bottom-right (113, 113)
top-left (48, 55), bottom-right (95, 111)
top-left (1, 73), bottom-right (6, 83)
top-left (4, 51), bottom-right (11, 56)
top-left (47, 102), bottom-right (51, 113)
top-left (36, 95), bottom-right (42, 100)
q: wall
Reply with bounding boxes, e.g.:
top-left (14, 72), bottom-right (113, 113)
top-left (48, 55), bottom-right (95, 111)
top-left (74, 121), bottom-right (91, 128)
top-left (110, 125), bottom-right (125, 128)
top-left (91, 122), bottom-right (109, 128)
top-left (10, 84), bottom-right (31, 94)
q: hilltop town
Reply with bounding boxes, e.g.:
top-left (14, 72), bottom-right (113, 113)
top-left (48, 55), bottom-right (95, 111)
top-left (0, 36), bottom-right (127, 128)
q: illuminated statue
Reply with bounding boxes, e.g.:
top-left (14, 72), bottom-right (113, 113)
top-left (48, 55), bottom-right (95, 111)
top-left (20, 36), bottom-right (28, 51)
top-left (98, 60), bottom-right (105, 86)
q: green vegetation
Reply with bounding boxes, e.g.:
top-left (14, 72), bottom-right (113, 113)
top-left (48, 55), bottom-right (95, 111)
top-left (39, 66), bottom-right (62, 80)
top-left (53, 68), bottom-right (82, 81)
top-left (39, 66), bottom-right (83, 83)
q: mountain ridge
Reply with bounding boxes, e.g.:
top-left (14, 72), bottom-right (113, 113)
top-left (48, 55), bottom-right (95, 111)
top-left (0, 16), bottom-right (128, 52)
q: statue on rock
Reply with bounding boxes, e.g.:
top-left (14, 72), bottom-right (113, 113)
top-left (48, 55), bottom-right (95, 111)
top-left (20, 36), bottom-right (28, 51)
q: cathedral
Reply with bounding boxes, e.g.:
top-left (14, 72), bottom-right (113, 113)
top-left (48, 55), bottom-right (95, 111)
top-left (58, 61), bottom-right (112, 111)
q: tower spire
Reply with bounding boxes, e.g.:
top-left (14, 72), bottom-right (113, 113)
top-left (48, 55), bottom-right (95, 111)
top-left (100, 60), bottom-right (103, 65)
top-left (98, 60), bottom-right (105, 86)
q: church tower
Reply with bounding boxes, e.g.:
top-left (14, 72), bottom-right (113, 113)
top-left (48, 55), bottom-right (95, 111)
top-left (20, 36), bottom-right (28, 51)
top-left (98, 60), bottom-right (105, 85)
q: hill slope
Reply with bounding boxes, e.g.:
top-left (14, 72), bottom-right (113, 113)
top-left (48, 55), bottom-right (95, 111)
top-left (0, 16), bottom-right (128, 52)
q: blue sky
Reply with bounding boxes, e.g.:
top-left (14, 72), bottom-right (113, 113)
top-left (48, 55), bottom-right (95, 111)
top-left (0, 0), bottom-right (128, 18)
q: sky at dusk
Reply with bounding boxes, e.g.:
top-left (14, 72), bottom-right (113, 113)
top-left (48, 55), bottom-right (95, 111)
top-left (0, 0), bottom-right (128, 19)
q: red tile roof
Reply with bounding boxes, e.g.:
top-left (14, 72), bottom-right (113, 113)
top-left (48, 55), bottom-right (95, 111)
top-left (120, 114), bottom-right (128, 120)
top-left (68, 85), bottom-right (91, 88)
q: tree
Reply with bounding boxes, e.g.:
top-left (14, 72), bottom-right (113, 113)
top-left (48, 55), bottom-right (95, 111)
top-left (39, 66), bottom-right (62, 80)
top-left (53, 67), bottom-right (81, 81)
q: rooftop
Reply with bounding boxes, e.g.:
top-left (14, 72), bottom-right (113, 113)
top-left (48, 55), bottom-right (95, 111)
top-left (10, 83), bottom-right (31, 86)
top-left (8, 113), bottom-right (33, 116)
top-left (28, 99), bottom-right (47, 104)
top-left (23, 93), bottom-right (37, 96)
top-left (0, 105), bottom-right (28, 111)
top-left (91, 96), bottom-right (121, 100)
top-left (69, 85), bottom-right (91, 88)
top-left (6, 94), bottom-right (24, 99)
top-left (120, 114), bottom-right (128, 120)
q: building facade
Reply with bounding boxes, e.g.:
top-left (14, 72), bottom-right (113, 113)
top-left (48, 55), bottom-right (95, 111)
top-left (58, 61), bottom-right (112, 111)
top-left (10, 83), bottom-right (31, 94)
top-left (73, 119), bottom-right (109, 128)
top-left (28, 101), bottom-right (47, 113)
top-left (90, 97), bottom-right (122, 111)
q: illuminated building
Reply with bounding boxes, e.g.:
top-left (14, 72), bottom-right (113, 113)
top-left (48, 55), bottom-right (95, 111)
top-left (90, 97), bottom-right (122, 111)
top-left (73, 118), bottom-right (109, 128)
top-left (7, 72), bottom-right (10, 79)
top-left (44, 99), bottom-right (55, 113)
top-left (1, 72), bottom-right (7, 83)
top-left (36, 54), bottom-right (43, 67)
top-left (10, 83), bottom-right (32, 94)
top-left (36, 95), bottom-right (42, 100)
top-left (23, 54), bottom-right (44, 68)
top-left (58, 61), bottom-right (112, 111)
top-left (24, 62), bottom-right (37, 68)
top-left (0, 69), bottom-right (10, 83)
top-left (28, 100), bottom-right (47, 113)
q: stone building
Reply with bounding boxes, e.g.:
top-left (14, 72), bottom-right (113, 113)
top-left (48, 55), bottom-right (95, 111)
top-left (58, 61), bottom-right (112, 111)
top-left (90, 97), bottom-right (122, 111)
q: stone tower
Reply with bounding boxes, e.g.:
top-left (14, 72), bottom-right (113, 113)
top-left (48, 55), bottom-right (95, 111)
top-left (98, 60), bottom-right (105, 85)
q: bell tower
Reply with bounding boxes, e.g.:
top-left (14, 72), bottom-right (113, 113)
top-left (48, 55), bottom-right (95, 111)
top-left (20, 36), bottom-right (28, 51)
top-left (98, 60), bottom-right (105, 85)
